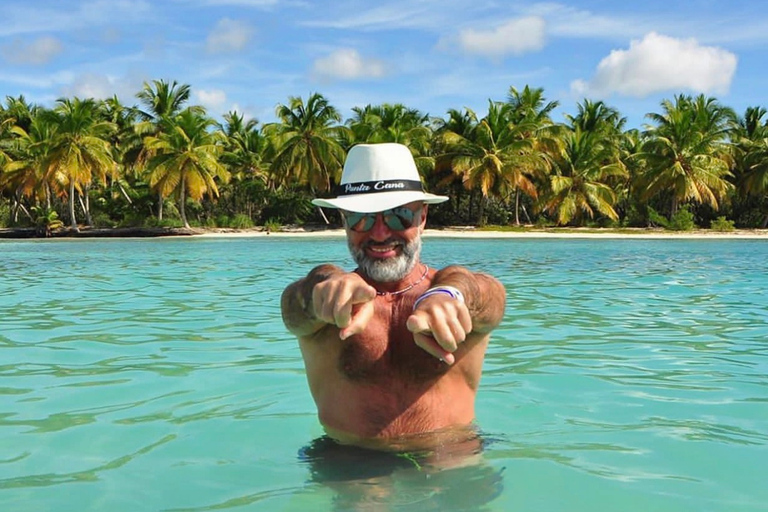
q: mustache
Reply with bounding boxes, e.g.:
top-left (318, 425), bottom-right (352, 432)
top-left (363, 238), bottom-right (403, 249)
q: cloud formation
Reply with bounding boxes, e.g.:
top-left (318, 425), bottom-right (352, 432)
top-left (453, 17), bottom-right (547, 58)
top-left (206, 18), bottom-right (253, 53)
top-left (59, 72), bottom-right (145, 102)
top-left (311, 49), bottom-right (386, 82)
top-left (571, 32), bottom-right (738, 98)
top-left (195, 88), bottom-right (228, 112)
top-left (2, 36), bottom-right (63, 65)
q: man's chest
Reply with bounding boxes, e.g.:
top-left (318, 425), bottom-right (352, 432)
top-left (337, 299), bottom-right (446, 382)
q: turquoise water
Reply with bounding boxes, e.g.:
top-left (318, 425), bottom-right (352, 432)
top-left (1, 236), bottom-right (766, 512)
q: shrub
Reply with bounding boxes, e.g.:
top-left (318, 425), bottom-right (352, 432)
top-left (264, 218), bottom-right (281, 232)
top-left (91, 212), bottom-right (114, 228)
top-left (647, 207), bottom-right (669, 228)
top-left (0, 204), bottom-right (10, 228)
top-left (230, 214), bottom-right (254, 229)
top-left (212, 215), bottom-right (229, 227)
top-left (669, 207), bottom-right (696, 231)
top-left (143, 217), bottom-right (183, 228)
top-left (118, 213), bottom-right (146, 227)
top-left (710, 216), bottom-right (735, 232)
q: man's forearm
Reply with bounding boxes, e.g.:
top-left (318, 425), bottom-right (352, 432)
top-left (281, 264), bottom-right (344, 337)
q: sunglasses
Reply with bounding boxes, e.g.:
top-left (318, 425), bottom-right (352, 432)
top-left (342, 206), bottom-right (420, 232)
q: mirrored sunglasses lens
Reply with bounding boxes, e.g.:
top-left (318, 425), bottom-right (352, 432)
top-left (384, 208), bottom-right (415, 230)
top-left (345, 213), bottom-right (375, 232)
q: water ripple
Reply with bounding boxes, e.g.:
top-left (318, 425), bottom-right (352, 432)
top-left (1, 238), bottom-right (767, 511)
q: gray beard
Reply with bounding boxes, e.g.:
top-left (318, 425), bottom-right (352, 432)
top-left (348, 235), bottom-right (422, 283)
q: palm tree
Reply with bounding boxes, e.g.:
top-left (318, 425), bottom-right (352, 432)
top-left (438, 101), bottom-right (543, 225)
top-left (542, 126), bottom-right (627, 225)
top-left (637, 94), bottom-right (734, 218)
top-left (100, 95), bottom-right (142, 206)
top-left (135, 80), bottom-right (198, 125)
top-left (0, 114), bottom-right (14, 171)
top-left (144, 108), bottom-right (230, 229)
top-left (41, 98), bottom-right (116, 231)
top-left (264, 93), bottom-right (348, 195)
top-left (218, 110), bottom-right (271, 218)
top-left (1, 96), bottom-right (39, 192)
top-left (135, 80), bottom-right (203, 220)
top-left (506, 85), bottom-right (559, 125)
top-left (505, 86), bottom-right (561, 224)
top-left (432, 108), bottom-right (479, 221)
top-left (730, 106), bottom-right (768, 226)
top-left (2, 95), bottom-right (38, 133)
top-left (1, 114), bottom-right (58, 222)
top-left (566, 99), bottom-right (626, 136)
top-left (346, 103), bottom-right (432, 149)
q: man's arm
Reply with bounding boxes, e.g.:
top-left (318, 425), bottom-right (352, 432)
top-left (281, 264), bottom-right (378, 339)
top-left (430, 265), bottom-right (506, 333)
top-left (406, 265), bottom-right (506, 364)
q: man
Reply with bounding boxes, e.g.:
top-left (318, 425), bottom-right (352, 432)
top-left (282, 143), bottom-right (506, 452)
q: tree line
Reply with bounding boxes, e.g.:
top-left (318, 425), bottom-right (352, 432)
top-left (1, 80), bottom-right (767, 235)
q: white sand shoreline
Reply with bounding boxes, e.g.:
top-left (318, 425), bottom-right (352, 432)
top-left (3, 226), bottom-right (765, 240)
top-left (193, 227), bottom-right (768, 240)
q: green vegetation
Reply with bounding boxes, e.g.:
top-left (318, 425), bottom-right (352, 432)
top-left (2, 81), bottom-right (768, 236)
top-left (711, 216), bottom-right (736, 232)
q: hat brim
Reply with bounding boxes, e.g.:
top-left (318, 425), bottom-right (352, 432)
top-left (312, 191), bottom-right (448, 213)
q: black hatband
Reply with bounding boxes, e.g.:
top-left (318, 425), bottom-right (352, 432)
top-left (335, 180), bottom-right (423, 196)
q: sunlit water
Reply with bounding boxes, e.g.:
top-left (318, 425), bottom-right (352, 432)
top-left (1, 236), bottom-right (766, 512)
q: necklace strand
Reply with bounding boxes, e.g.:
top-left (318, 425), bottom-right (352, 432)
top-left (376, 264), bottom-right (429, 296)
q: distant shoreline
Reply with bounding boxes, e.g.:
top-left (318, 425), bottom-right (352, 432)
top-left (3, 225), bottom-right (767, 240)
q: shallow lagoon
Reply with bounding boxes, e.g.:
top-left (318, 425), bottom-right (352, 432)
top-left (1, 237), bottom-right (766, 511)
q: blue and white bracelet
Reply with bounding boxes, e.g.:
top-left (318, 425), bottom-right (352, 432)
top-left (412, 285), bottom-right (465, 310)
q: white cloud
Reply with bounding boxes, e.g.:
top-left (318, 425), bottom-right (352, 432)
top-left (311, 49), bottom-right (386, 82)
top-left (206, 18), bottom-right (254, 53)
top-left (195, 0), bottom-right (279, 6)
top-left (0, 1), bottom-right (152, 38)
top-left (59, 73), bottom-right (145, 102)
top-left (450, 17), bottom-right (547, 59)
top-left (195, 88), bottom-right (228, 111)
top-left (524, 3), bottom-right (641, 40)
top-left (1, 36), bottom-right (63, 65)
top-left (571, 32), bottom-right (738, 98)
top-left (301, 3), bottom-right (440, 30)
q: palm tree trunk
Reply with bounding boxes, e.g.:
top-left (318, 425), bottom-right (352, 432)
top-left (69, 180), bottom-right (79, 232)
top-left (477, 195), bottom-right (486, 226)
top-left (158, 193), bottom-right (164, 221)
top-left (317, 206), bottom-right (330, 224)
top-left (85, 186), bottom-right (92, 226)
top-left (11, 190), bottom-right (21, 222)
top-left (78, 188), bottom-right (93, 226)
top-left (522, 204), bottom-right (532, 224)
top-left (180, 176), bottom-right (190, 229)
top-left (514, 189), bottom-right (521, 225)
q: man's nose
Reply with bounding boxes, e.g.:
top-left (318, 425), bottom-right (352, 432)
top-left (368, 213), bottom-right (392, 240)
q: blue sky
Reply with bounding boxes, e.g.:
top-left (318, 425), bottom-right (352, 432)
top-left (1, 0), bottom-right (766, 129)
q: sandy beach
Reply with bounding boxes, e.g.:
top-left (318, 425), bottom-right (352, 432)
top-left (192, 226), bottom-right (768, 240)
top-left (2, 225), bottom-right (767, 240)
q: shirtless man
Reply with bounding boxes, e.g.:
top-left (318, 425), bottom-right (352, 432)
top-left (281, 143), bottom-right (506, 451)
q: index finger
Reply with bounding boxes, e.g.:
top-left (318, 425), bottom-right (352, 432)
top-left (333, 282), bottom-right (377, 327)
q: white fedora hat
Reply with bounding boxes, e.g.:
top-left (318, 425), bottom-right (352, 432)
top-left (311, 143), bottom-right (448, 213)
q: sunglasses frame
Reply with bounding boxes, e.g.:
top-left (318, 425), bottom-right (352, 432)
top-left (341, 205), bottom-right (423, 232)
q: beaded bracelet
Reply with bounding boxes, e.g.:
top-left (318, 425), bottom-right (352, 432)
top-left (412, 285), bottom-right (465, 310)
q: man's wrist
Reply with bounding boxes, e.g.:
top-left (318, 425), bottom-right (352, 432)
top-left (412, 285), bottom-right (465, 310)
